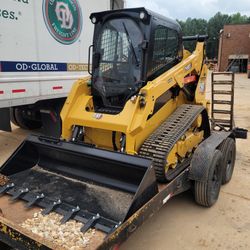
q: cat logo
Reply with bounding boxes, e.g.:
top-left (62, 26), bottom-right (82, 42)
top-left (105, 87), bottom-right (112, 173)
top-left (43, 0), bottom-right (83, 45)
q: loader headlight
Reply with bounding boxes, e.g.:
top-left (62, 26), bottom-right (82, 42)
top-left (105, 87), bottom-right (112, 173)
top-left (139, 11), bottom-right (146, 20)
top-left (91, 16), bottom-right (97, 24)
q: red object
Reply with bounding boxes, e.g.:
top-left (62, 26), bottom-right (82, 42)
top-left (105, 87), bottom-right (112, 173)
top-left (0, 91), bottom-right (4, 94)
top-left (53, 86), bottom-right (63, 90)
top-left (184, 75), bottom-right (197, 85)
top-left (112, 245), bottom-right (120, 250)
top-left (12, 89), bottom-right (26, 93)
top-left (247, 64), bottom-right (250, 70)
top-left (49, 111), bottom-right (57, 123)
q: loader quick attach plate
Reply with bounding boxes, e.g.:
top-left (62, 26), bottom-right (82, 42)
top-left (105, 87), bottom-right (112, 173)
top-left (0, 135), bottom-right (158, 234)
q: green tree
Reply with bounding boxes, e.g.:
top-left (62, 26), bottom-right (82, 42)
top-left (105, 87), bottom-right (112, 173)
top-left (207, 12), bottom-right (231, 58)
top-left (177, 12), bottom-right (250, 59)
top-left (230, 12), bottom-right (249, 24)
top-left (178, 18), bottom-right (207, 52)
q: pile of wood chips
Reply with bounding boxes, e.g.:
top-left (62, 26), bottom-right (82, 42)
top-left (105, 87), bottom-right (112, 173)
top-left (0, 174), bottom-right (9, 186)
top-left (21, 211), bottom-right (96, 250)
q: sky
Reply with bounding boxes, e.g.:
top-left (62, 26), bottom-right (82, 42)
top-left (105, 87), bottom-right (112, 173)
top-left (125, 0), bottom-right (250, 20)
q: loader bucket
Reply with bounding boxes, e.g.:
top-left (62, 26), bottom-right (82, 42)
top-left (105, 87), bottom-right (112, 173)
top-left (0, 135), bottom-right (158, 232)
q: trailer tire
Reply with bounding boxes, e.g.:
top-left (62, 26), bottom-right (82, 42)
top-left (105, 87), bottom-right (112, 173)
top-left (10, 108), bottom-right (19, 127)
top-left (218, 138), bottom-right (236, 184)
top-left (194, 150), bottom-right (222, 207)
top-left (14, 107), bottom-right (42, 130)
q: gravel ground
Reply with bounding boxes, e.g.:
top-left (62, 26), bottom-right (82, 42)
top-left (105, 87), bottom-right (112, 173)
top-left (0, 72), bottom-right (249, 250)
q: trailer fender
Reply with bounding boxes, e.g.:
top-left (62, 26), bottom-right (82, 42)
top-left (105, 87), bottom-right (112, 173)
top-left (189, 131), bottom-right (234, 182)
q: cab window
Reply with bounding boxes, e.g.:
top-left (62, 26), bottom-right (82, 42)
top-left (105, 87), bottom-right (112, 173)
top-left (152, 26), bottom-right (179, 73)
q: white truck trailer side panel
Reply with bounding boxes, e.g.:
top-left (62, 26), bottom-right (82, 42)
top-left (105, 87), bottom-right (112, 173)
top-left (0, 0), bottom-right (112, 108)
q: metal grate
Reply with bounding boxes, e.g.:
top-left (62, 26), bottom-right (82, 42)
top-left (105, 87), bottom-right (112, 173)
top-left (99, 28), bottom-right (130, 76)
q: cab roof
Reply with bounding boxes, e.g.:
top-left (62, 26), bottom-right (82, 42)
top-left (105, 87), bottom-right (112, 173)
top-left (90, 7), bottom-right (181, 32)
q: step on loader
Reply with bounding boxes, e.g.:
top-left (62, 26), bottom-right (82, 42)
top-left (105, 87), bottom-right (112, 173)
top-left (0, 8), bottom-right (247, 249)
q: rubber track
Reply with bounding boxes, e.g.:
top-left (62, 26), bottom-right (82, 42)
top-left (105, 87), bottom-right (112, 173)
top-left (139, 104), bottom-right (205, 182)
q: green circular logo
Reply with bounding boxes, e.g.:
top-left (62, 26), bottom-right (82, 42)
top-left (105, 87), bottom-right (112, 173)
top-left (43, 0), bottom-right (83, 45)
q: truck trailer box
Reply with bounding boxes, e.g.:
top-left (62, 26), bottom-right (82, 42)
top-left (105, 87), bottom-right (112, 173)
top-left (0, 0), bottom-right (124, 135)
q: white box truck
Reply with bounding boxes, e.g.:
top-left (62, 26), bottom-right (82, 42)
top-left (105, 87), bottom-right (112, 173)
top-left (0, 0), bottom-right (124, 136)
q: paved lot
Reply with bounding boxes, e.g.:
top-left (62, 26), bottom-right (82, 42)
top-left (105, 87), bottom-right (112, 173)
top-left (0, 73), bottom-right (249, 250)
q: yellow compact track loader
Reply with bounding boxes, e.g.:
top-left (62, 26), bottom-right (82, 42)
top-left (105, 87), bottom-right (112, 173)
top-left (0, 8), bottom-right (247, 249)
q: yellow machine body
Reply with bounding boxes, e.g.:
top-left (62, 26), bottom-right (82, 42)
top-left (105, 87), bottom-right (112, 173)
top-left (0, 10), bottom-right (242, 243)
top-left (61, 42), bottom-right (208, 159)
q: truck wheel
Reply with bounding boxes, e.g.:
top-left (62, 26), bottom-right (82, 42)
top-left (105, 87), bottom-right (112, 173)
top-left (10, 108), bottom-right (19, 127)
top-left (14, 107), bottom-right (42, 130)
top-left (194, 150), bottom-right (222, 207)
top-left (218, 138), bottom-right (236, 184)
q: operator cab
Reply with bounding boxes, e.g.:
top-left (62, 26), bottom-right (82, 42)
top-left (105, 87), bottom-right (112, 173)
top-left (90, 8), bottom-right (183, 113)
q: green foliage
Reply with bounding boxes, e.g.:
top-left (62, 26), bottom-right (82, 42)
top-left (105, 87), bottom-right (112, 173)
top-left (178, 12), bottom-right (250, 58)
top-left (230, 12), bottom-right (249, 24)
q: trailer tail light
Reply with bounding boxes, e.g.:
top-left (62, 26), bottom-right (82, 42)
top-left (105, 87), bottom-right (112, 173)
top-left (0, 91), bottom-right (4, 94)
top-left (248, 64), bottom-right (250, 70)
top-left (12, 89), bottom-right (26, 93)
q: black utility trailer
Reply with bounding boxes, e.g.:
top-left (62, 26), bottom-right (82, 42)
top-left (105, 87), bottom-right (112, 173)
top-left (0, 128), bottom-right (247, 249)
top-left (0, 71), bottom-right (247, 249)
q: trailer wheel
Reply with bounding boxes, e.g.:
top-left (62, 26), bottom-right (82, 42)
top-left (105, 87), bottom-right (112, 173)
top-left (10, 108), bottom-right (19, 127)
top-left (218, 138), bottom-right (236, 184)
top-left (194, 150), bottom-right (222, 207)
top-left (14, 107), bottom-right (42, 130)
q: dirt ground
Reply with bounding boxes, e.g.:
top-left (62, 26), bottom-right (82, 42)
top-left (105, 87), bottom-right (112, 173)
top-left (0, 73), bottom-right (249, 250)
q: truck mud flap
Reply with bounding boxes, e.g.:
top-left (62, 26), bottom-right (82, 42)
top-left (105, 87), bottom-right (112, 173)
top-left (0, 135), bottom-right (158, 234)
top-left (0, 108), bottom-right (11, 132)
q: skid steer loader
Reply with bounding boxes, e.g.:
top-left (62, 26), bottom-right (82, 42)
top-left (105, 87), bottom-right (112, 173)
top-left (0, 8), bottom-right (247, 249)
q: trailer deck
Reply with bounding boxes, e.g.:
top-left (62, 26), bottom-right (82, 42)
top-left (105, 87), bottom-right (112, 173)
top-left (0, 167), bottom-right (190, 250)
top-left (0, 195), bottom-right (106, 250)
